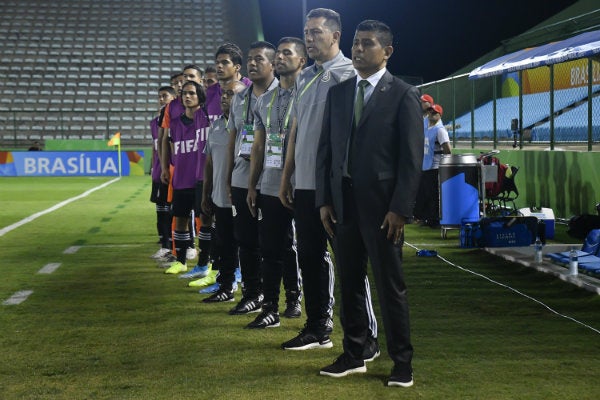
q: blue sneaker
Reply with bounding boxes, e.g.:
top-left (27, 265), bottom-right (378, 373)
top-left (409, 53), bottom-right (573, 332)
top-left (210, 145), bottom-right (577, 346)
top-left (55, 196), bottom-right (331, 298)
top-left (235, 267), bottom-right (242, 283)
top-left (179, 264), bottom-right (210, 279)
top-left (199, 281), bottom-right (238, 294)
top-left (199, 283), bottom-right (220, 294)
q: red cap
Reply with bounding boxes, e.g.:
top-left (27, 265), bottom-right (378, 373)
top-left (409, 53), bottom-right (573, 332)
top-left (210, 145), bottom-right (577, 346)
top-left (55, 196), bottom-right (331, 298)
top-left (420, 94), bottom-right (434, 104)
top-left (431, 104), bottom-right (443, 115)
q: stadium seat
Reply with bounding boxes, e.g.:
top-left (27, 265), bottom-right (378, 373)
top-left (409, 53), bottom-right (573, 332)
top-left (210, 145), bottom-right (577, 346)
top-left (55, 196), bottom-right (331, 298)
top-left (546, 229), bottom-right (600, 264)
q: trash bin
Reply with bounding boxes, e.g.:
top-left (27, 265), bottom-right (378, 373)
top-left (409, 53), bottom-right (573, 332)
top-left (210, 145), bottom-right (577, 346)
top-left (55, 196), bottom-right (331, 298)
top-left (439, 154), bottom-right (479, 226)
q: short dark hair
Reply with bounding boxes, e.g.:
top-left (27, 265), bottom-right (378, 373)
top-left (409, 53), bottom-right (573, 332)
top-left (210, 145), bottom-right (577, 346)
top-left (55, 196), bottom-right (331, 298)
top-left (249, 41), bottom-right (276, 62)
top-left (170, 72), bottom-right (183, 81)
top-left (182, 64), bottom-right (204, 77)
top-left (181, 81), bottom-right (206, 105)
top-left (278, 37), bottom-right (308, 59)
top-left (215, 42), bottom-right (243, 66)
top-left (306, 8), bottom-right (341, 33)
top-left (204, 65), bottom-right (217, 73)
top-left (355, 19), bottom-right (393, 47)
top-left (159, 86), bottom-right (177, 97)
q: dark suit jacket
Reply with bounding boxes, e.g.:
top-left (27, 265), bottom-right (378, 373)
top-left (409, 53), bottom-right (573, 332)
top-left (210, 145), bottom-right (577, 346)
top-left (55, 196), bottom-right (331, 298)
top-left (316, 70), bottom-right (423, 224)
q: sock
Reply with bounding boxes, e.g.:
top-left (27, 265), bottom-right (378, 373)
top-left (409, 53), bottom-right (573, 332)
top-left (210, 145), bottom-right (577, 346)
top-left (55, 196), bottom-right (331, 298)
top-left (198, 225), bottom-right (212, 266)
top-left (173, 230), bottom-right (191, 264)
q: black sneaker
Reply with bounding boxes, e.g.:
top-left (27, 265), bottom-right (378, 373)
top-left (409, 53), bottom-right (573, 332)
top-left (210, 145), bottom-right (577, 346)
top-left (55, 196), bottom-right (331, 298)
top-left (281, 328), bottom-right (333, 350)
top-left (283, 299), bottom-right (302, 318)
top-left (228, 294), bottom-right (263, 315)
top-left (320, 353), bottom-right (366, 377)
top-left (363, 337), bottom-right (380, 362)
top-left (246, 310), bottom-right (280, 329)
top-left (202, 288), bottom-right (235, 303)
top-left (387, 364), bottom-right (414, 387)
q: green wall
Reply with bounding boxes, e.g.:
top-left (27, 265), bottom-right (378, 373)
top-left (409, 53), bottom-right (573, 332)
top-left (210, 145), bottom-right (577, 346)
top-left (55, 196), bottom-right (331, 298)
top-left (455, 149), bottom-right (600, 218)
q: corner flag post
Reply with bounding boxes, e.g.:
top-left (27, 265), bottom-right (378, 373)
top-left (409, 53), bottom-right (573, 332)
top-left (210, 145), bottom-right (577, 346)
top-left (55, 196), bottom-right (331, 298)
top-left (108, 132), bottom-right (122, 176)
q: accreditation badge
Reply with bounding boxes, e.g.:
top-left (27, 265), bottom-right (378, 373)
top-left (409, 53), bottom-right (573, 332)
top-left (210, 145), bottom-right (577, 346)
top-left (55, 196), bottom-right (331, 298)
top-left (238, 123), bottom-right (254, 159)
top-left (265, 132), bottom-right (284, 169)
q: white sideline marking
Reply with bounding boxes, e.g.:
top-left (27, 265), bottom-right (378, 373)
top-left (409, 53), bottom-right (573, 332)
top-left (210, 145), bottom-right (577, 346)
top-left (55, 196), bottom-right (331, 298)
top-left (63, 246), bottom-right (81, 254)
top-left (38, 263), bottom-right (61, 274)
top-left (0, 178), bottom-right (120, 238)
top-left (2, 290), bottom-right (34, 305)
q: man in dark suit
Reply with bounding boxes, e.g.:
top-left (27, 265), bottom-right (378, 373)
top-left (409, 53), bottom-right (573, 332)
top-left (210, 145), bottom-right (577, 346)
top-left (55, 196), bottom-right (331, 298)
top-left (315, 20), bottom-right (423, 387)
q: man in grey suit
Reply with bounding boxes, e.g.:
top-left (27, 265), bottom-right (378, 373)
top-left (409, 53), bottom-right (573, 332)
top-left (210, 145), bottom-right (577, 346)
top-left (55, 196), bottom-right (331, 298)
top-left (316, 20), bottom-right (423, 387)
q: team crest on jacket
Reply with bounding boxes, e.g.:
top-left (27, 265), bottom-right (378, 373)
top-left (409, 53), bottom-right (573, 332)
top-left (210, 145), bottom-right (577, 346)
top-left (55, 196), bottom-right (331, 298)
top-left (321, 71), bottom-right (331, 82)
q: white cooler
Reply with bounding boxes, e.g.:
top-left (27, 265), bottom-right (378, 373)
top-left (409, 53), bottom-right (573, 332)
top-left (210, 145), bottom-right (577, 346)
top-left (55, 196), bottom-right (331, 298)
top-left (519, 207), bottom-right (555, 239)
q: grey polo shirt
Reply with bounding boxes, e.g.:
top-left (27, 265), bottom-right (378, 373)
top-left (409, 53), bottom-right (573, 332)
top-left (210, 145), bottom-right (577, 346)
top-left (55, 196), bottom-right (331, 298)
top-left (253, 85), bottom-right (294, 197)
top-left (227, 78), bottom-right (279, 189)
top-left (292, 51), bottom-right (355, 190)
top-left (204, 116), bottom-right (230, 208)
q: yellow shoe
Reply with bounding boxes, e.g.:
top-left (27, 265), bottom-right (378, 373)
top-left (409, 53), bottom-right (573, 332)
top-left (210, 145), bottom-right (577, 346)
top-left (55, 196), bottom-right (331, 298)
top-left (188, 269), bottom-right (218, 287)
top-left (164, 261), bottom-right (187, 274)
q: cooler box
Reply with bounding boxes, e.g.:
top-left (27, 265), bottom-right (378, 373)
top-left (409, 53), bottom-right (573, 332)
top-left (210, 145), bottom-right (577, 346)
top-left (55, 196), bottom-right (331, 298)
top-left (519, 207), bottom-right (555, 239)
top-left (479, 216), bottom-right (538, 247)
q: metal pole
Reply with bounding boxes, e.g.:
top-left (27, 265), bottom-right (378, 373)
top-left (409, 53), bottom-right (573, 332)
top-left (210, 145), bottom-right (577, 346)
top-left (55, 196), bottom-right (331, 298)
top-left (452, 76), bottom-right (456, 148)
top-left (588, 58), bottom-right (593, 151)
top-left (471, 80), bottom-right (475, 149)
top-left (518, 70), bottom-right (523, 149)
top-left (492, 77), bottom-right (497, 150)
top-left (549, 65), bottom-right (555, 150)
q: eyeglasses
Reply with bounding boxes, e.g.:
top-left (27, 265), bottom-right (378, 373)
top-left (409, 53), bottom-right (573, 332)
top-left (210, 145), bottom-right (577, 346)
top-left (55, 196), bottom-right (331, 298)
top-left (181, 90), bottom-right (197, 96)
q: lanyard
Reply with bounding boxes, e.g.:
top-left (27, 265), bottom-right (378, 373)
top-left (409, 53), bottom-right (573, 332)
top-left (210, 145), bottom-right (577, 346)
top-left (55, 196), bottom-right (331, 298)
top-left (241, 85), bottom-right (254, 125)
top-left (266, 87), bottom-right (294, 133)
top-left (298, 68), bottom-right (323, 101)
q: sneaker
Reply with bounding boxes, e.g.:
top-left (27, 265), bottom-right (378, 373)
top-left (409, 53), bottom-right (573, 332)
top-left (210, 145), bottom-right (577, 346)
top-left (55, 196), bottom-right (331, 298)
top-left (157, 254), bottom-right (177, 268)
top-left (228, 294), bottom-right (263, 315)
top-left (283, 299), bottom-right (302, 319)
top-left (246, 310), bottom-right (280, 329)
top-left (320, 353), bottom-right (366, 377)
top-left (188, 269), bottom-right (218, 287)
top-left (179, 264), bottom-right (211, 279)
top-left (151, 248), bottom-right (171, 259)
top-left (387, 365), bottom-right (413, 387)
top-left (198, 283), bottom-right (220, 294)
top-left (281, 329), bottom-right (333, 350)
top-left (202, 288), bottom-right (235, 303)
top-left (186, 247), bottom-right (197, 260)
top-left (164, 261), bottom-right (187, 274)
top-left (363, 337), bottom-right (381, 362)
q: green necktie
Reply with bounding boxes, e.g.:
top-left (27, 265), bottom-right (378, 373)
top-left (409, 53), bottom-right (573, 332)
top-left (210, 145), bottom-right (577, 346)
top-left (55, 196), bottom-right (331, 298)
top-left (354, 80), bottom-right (369, 127)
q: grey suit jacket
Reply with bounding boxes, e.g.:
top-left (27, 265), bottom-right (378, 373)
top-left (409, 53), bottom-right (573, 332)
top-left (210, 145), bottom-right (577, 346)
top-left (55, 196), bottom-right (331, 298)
top-left (316, 70), bottom-right (423, 224)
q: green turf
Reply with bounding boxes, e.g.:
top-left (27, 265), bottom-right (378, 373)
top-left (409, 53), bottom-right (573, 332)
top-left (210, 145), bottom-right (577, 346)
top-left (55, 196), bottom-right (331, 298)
top-left (0, 176), bottom-right (598, 399)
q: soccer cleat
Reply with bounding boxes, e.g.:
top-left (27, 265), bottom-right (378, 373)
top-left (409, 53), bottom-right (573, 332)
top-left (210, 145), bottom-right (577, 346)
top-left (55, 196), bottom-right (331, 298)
top-left (281, 329), bottom-right (333, 350)
top-left (157, 254), bottom-right (177, 268)
top-left (198, 283), bottom-right (219, 294)
top-left (164, 261), bottom-right (187, 274)
top-left (188, 269), bottom-right (218, 287)
top-left (178, 264), bottom-right (210, 279)
top-left (151, 248), bottom-right (171, 259)
top-left (228, 294), bottom-right (264, 315)
top-left (186, 247), bottom-right (198, 260)
top-left (202, 288), bottom-right (235, 303)
top-left (246, 310), bottom-right (280, 329)
top-left (320, 353), bottom-right (366, 378)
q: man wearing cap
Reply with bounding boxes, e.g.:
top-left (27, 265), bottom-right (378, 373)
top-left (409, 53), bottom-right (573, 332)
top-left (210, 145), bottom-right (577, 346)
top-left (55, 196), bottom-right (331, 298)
top-left (420, 94), bottom-right (434, 117)
top-left (414, 103), bottom-right (451, 227)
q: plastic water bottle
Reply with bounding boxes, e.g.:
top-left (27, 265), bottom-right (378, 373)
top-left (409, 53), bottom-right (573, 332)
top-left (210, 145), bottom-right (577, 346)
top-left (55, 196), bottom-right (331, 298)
top-left (534, 237), bottom-right (543, 263)
top-left (569, 247), bottom-right (578, 276)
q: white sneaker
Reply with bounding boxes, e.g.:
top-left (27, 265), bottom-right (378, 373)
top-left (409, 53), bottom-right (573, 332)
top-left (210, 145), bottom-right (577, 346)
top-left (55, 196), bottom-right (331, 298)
top-left (186, 247), bottom-right (198, 260)
top-left (151, 248), bottom-right (171, 259)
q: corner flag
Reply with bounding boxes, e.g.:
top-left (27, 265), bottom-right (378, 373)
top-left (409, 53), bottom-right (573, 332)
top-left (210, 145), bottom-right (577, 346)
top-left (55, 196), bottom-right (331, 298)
top-left (108, 132), bottom-right (121, 146)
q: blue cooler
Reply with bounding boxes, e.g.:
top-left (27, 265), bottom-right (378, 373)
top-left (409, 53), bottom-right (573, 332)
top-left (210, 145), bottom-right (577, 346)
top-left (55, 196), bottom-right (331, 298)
top-left (439, 154), bottom-right (479, 226)
top-left (519, 207), bottom-right (555, 239)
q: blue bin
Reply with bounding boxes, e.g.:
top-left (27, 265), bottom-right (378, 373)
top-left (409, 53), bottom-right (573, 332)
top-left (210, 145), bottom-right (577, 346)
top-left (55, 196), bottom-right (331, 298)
top-left (439, 154), bottom-right (479, 226)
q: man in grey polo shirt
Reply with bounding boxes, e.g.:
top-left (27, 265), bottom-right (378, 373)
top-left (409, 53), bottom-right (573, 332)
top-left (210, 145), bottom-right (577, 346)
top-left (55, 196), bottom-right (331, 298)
top-left (245, 37), bottom-right (307, 329)
top-left (279, 8), bottom-right (379, 357)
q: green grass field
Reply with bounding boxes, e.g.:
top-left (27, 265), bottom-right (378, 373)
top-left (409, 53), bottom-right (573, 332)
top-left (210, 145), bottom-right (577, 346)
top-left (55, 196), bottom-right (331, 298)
top-left (1, 176), bottom-right (599, 399)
